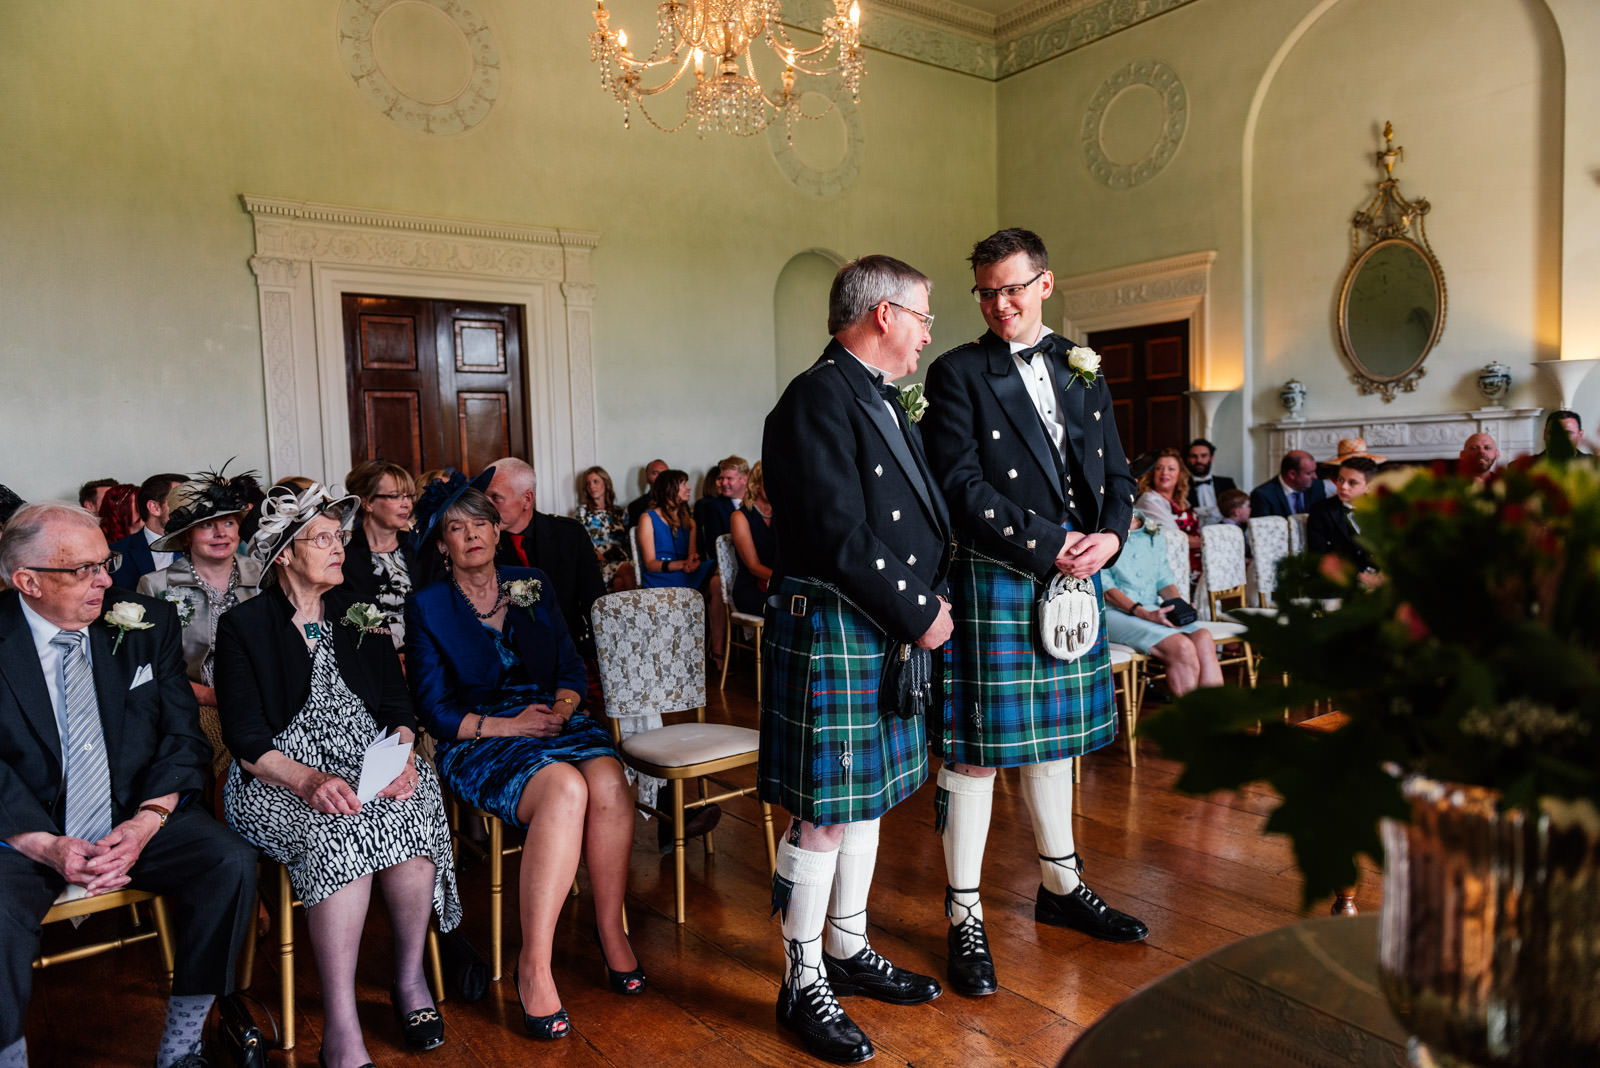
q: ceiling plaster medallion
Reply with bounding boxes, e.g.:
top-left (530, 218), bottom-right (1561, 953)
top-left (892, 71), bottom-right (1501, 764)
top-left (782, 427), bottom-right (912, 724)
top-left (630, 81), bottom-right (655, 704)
top-left (1081, 58), bottom-right (1186, 189)
top-left (767, 91), bottom-right (865, 198)
top-left (338, 0), bottom-right (501, 135)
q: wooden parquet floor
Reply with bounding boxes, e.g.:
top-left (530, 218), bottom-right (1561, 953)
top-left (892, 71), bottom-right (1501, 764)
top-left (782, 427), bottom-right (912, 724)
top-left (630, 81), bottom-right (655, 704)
top-left (25, 664), bottom-right (1381, 1067)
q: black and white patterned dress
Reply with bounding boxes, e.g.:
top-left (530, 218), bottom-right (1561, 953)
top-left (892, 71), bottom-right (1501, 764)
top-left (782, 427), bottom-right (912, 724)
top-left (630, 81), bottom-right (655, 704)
top-left (224, 635), bottom-right (461, 927)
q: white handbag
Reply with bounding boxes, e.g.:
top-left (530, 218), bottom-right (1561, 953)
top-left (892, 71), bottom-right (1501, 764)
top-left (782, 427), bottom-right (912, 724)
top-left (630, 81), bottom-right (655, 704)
top-left (1038, 573), bottom-right (1100, 661)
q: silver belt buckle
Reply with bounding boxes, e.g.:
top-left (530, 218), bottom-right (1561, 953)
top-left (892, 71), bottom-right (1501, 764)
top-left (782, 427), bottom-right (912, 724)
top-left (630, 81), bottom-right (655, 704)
top-left (789, 594), bottom-right (808, 617)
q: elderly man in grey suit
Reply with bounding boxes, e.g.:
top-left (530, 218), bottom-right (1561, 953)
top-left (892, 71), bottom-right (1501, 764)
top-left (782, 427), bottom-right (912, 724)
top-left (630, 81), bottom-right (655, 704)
top-left (0, 503), bottom-right (255, 1068)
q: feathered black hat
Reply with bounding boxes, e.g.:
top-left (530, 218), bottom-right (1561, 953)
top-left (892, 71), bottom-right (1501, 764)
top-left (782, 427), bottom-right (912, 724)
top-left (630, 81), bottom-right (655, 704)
top-left (412, 466), bottom-right (496, 548)
top-left (151, 463), bottom-right (263, 552)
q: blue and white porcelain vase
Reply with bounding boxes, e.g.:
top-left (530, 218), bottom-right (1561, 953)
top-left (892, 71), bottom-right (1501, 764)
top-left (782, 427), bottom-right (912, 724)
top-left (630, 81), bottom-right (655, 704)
top-left (1476, 362), bottom-right (1512, 407)
top-left (1280, 379), bottom-right (1307, 420)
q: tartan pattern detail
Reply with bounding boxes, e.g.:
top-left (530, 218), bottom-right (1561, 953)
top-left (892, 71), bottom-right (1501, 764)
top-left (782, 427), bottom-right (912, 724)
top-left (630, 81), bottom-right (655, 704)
top-left (759, 577), bottom-right (929, 826)
top-left (937, 548), bottom-right (1115, 766)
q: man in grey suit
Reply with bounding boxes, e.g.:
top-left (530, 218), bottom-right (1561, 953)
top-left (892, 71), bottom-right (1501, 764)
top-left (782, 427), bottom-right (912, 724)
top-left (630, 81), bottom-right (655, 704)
top-left (0, 503), bottom-right (255, 1068)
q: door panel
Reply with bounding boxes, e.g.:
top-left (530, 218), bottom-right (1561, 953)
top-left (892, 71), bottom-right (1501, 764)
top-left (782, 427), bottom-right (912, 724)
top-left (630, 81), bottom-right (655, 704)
top-left (1086, 320), bottom-right (1190, 462)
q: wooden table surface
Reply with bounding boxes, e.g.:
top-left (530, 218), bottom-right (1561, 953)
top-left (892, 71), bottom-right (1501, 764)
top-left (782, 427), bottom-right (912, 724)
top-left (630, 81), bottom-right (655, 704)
top-left (1060, 915), bottom-right (1409, 1067)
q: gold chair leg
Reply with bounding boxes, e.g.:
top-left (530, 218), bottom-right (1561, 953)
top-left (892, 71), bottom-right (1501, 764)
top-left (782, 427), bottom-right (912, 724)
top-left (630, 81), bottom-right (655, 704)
top-left (149, 895), bottom-right (176, 981)
top-left (237, 883), bottom-right (259, 988)
top-left (1071, 756), bottom-right (1081, 782)
top-left (700, 777), bottom-right (714, 856)
top-left (754, 625), bottom-right (763, 699)
top-left (719, 614), bottom-right (733, 689)
top-left (1127, 662), bottom-right (1141, 769)
top-left (426, 926), bottom-right (446, 1003)
top-left (761, 802), bottom-right (777, 874)
top-left (488, 816), bottom-right (504, 982)
top-left (277, 865), bottom-right (295, 1051)
top-left (672, 779), bottom-right (687, 925)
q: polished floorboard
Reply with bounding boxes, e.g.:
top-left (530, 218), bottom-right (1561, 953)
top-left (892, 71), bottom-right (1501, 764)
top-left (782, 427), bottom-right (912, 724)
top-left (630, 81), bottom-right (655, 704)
top-left (25, 663), bottom-right (1381, 1066)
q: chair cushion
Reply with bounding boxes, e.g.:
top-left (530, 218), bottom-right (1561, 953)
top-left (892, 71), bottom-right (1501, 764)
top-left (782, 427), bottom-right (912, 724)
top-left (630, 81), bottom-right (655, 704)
top-left (1109, 646), bottom-right (1135, 666)
top-left (1194, 620), bottom-right (1249, 640)
top-left (621, 722), bottom-right (760, 768)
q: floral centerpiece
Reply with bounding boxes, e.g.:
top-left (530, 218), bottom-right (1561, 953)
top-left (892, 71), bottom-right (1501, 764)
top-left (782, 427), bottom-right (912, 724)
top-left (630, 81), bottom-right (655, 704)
top-left (1143, 442), bottom-right (1600, 1064)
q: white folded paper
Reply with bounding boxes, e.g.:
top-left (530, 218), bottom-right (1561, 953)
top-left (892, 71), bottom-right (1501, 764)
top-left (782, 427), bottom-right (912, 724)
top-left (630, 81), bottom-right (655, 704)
top-left (355, 729), bottom-right (413, 803)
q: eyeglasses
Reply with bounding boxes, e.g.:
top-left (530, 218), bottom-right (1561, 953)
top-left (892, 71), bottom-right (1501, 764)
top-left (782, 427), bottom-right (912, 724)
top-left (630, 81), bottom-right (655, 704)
top-left (368, 493), bottom-right (415, 502)
top-left (23, 553), bottom-right (122, 581)
top-left (293, 530), bottom-right (352, 550)
top-left (886, 301), bottom-right (935, 332)
top-left (971, 270), bottom-right (1044, 304)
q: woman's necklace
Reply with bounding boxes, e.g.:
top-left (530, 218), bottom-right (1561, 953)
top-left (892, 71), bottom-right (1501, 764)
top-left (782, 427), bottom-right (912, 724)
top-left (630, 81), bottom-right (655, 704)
top-left (193, 558), bottom-right (240, 604)
top-left (754, 503), bottom-right (773, 520)
top-left (454, 569), bottom-right (507, 620)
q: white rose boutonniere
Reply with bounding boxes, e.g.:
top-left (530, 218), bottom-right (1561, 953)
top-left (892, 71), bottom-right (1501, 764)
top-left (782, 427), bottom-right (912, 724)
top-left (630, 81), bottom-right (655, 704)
top-left (503, 578), bottom-right (542, 608)
top-left (341, 602), bottom-right (387, 648)
top-left (161, 588), bottom-right (197, 629)
top-left (898, 381), bottom-right (929, 424)
top-left (1066, 345), bottom-right (1101, 388)
top-left (104, 602), bottom-right (153, 653)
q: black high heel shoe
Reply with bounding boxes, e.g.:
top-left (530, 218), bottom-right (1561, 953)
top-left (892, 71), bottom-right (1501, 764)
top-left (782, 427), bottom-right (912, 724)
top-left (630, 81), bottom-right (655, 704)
top-left (596, 930), bottom-right (647, 995)
top-left (513, 968), bottom-right (571, 1040)
top-left (389, 983), bottom-right (445, 1051)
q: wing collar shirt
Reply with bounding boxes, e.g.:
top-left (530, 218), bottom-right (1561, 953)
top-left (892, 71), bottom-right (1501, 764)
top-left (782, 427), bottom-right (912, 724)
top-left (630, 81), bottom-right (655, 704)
top-left (844, 348), bottom-right (904, 425)
top-left (1010, 326), bottom-right (1066, 459)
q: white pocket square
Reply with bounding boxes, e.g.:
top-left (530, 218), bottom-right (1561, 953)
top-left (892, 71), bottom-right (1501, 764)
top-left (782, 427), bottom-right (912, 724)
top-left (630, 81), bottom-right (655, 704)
top-left (129, 664), bottom-right (154, 689)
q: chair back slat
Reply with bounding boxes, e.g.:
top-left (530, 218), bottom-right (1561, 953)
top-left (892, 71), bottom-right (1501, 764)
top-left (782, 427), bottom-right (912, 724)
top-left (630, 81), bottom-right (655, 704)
top-left (715, 534), bottom-right (739, 609)
top-left (592, 587), bottom-right (706, 719)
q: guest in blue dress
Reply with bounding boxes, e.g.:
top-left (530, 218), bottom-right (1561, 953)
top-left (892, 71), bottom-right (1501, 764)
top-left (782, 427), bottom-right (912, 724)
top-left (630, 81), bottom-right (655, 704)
top-left (1101, 509), bottom-right (1223, 698)
top-left (405, 476), bottom-right (643, 1042)
top-left (637, 469), bottom-right (714, 591)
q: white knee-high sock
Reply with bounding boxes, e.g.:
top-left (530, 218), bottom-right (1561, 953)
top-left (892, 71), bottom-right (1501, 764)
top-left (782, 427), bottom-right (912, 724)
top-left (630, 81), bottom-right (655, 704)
top-left (824, 819), bottom-right (879, 959)
top-left (776, 839), bottom-right (840, 988)
top-left (1020, 759), bottom-right (1083, 894)
top-left (938, 765), bottom-right (994, 925)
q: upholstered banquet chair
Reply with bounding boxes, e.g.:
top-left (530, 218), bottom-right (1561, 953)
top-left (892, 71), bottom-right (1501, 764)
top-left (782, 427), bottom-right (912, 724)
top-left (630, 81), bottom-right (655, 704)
top-left (591, 587), bottom-right (776, 924)
top-left (1200, 523), bottom-right (1259, 687)
top-left (1248, 516), bottom-right (1292, 608)
top-left (1160, 524), bottom-right (1192, 603)
top-left (713, 534), bottom-right (765, 694)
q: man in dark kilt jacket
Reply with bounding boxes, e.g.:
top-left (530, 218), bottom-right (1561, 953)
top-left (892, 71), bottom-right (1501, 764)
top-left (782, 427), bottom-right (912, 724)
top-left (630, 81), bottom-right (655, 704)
top-left (921, 228), bottom-right (1148, 999)
top-left (760, 254), bottom-right (954, 1063)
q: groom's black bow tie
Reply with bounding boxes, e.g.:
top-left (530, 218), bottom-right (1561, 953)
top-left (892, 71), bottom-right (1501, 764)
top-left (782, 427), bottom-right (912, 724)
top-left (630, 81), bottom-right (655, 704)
top-left (1192, 476), bottom-right (1213, 486)
top-left (1014, 339), bottom-right (1054, 362)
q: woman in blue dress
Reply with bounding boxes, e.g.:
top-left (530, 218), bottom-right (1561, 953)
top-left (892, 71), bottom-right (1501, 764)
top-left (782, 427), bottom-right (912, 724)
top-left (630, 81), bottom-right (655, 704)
top-left (1102, 509), bottom-right (1223, 698)
top-left (637, 469), bottom-right (714, 590)
top-left (405, 476), bottom-right (643, 1042)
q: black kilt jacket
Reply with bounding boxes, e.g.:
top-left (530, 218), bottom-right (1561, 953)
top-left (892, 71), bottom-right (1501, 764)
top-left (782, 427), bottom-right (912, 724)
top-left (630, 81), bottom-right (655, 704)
top-left (923, 331), bottom-right (1137, 575)
top-left (763, 340), bottom-right (952, 642)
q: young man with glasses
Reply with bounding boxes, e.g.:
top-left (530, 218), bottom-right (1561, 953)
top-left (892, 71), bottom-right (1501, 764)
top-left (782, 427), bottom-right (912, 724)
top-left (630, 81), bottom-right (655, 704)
top-left (0, 502), bottom-right (256, 1068)
top-left (922, 228), bottom-right (1147, 1000)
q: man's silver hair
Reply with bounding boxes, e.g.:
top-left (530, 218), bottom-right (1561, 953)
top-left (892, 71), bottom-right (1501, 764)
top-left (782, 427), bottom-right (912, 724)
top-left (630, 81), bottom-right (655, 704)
top-left (828, 254), bottom-right (932, 335)
top-left (0, 502), bottom-right (100, 579)
top-left (487, 457), bottom-right (536, 495)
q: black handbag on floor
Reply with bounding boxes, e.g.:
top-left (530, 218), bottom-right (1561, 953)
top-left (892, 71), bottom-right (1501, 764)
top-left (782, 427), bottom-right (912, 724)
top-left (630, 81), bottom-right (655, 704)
top-left (217, 991), bottom-right (277, 1068)
top-left (439, 929), bottom-right (490, 1003)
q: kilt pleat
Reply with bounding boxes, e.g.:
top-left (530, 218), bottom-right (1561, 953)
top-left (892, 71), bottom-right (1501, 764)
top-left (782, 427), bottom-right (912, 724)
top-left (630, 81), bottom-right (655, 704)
top-left (758, 577), bottom-right (929, 826)
top-left (938, 547), bottom-right (1115, 766)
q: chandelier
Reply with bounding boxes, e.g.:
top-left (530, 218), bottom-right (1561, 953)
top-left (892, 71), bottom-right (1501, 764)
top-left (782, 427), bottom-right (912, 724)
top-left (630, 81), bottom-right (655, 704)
top-left (588, 0), bottom-right (864, 138)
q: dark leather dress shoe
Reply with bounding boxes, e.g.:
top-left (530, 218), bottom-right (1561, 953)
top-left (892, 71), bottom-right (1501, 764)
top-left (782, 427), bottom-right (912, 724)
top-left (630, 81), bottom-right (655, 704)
top-left (1036, 882), bottom-right (1149, 943)
top-left (656, 803), bottom-right (723, 853)
top-left (823, 945), bottom-right (941, 1005)
top-left (390, 985), bottom-right (446, 1051)
top-left (777, 979), bottom-right (874, 1064)
top-left (946, 917), bottom-right (998, 996)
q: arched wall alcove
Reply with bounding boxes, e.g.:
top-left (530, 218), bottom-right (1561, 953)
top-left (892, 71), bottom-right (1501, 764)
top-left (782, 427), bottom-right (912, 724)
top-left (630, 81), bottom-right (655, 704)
top-left (774, 249), bottom-right (846, 393)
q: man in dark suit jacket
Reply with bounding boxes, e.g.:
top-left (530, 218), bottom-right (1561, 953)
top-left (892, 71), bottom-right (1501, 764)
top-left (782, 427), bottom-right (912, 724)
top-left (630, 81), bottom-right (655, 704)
top-left (0, 503), bottom-right (255, 1068)
top-left (922, 228), bottom-right (1147, 1000)
top-left (485, 457), bottom-right (606, 658)
top-left (1306, 457), bottom-right (1378, 572)
top-left (1250, 450), bottom-right (1328, 517)
top-left (761, 254), bottom-right (952, 1064)
top-left (1184, 438), bottom-right (1237, 520)
top-left (109, 472), bottom-right (187, 590)
top-left (625, 458), bottom-right (669, 528)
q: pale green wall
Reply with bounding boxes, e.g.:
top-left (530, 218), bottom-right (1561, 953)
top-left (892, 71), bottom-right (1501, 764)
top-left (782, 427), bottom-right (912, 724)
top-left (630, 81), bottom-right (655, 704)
top-left (0, 1), bottom-right (995, 503)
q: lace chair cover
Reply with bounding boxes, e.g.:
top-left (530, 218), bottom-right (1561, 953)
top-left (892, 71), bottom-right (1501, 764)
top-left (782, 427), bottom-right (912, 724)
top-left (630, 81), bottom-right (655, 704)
top-left (1161, 524), bottom-right (1191, 602)
top-left (1288, 512), bottom-right (1308, 554)
top-left (592, 587), bottom-right (706, 809)
top-left (629, 524), bottom-right (642, 578)
top-left (1249, 516), bottom-right (1291, 608)
top-left (1201, 523), bottom-right (1247, 592)
top-left (715, 534), bottom-right (764, 626)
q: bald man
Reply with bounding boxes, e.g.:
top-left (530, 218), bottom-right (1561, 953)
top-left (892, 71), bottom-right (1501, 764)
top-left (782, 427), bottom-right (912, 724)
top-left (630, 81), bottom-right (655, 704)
top-left (1459, 432), bottom-right (1500, 483)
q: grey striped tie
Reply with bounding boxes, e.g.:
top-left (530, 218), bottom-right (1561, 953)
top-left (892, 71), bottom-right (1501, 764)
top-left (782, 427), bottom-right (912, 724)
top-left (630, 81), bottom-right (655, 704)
top-left (50, 630), bottom-right (113, 843)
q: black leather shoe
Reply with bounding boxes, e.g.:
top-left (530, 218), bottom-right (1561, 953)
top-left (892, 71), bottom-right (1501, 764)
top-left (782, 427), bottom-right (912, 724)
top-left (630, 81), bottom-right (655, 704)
top-left (390, 985), bottom-right (446, 1051)
top-left (656, 803), bottom-right (723, 853)
top-left (946, 917), bottom-right (998, 996)
top-left (777, 979), bottom-right (874, 1064)
top-left (823, 945), bottom-right (941, 1005)
top-left (165, 1054), bottom-right (210, 1068)
top-left (1035, 882), bottom-right (1149, 943)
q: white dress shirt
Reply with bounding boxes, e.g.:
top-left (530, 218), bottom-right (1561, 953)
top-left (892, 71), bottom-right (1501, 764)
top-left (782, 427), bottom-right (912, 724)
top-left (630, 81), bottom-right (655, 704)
top-left (144, 525), bottom-right (176, 572)
top-left (18, 596), bottom-right (93, 740)
top-left (1009, 326), bottom-right (1066, 458)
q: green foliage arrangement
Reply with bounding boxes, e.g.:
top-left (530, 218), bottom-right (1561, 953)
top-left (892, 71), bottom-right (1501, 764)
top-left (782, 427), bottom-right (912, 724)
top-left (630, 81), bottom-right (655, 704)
top-left (1142, 447), bottom-right (1600, 904)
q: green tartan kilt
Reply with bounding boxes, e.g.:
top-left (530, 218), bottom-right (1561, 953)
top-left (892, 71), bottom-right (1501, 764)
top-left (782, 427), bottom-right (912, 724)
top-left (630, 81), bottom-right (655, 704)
top-left (758, 577), bottom-right (929, 826)
top-left (936, 547), bottom-right (1116, 767)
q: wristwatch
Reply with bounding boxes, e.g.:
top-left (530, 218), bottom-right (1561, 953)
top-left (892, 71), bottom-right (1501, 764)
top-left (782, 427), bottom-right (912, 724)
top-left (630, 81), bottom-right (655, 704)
top-left (138, 803), bottom-right (171, 830)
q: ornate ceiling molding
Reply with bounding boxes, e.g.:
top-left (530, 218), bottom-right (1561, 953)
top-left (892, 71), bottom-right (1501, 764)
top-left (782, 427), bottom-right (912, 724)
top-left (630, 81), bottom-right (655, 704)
top-left (786, 0), bottom-right (1199, 81)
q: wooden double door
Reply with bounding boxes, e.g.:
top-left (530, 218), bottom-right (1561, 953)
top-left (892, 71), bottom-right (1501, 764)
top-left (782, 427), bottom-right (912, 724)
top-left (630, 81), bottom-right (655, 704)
top-left (1087, 319), bottom-right (1190, 461)
top-left (343, 294), bottom-right (528, 477)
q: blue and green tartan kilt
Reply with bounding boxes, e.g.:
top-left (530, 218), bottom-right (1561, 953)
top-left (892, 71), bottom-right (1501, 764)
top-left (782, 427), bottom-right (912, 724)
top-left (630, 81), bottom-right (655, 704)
top-left (758, 577), bottom-right (930, 826)
top-left (937, 547), bottom-right (1116, 767)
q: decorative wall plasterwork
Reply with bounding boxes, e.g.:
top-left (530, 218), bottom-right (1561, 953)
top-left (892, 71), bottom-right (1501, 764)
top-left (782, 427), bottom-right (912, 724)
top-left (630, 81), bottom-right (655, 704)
top-left (784, 0), bottom-right (1199, 81)
top-left (1260, 409), bottom-right (1544, 464)
top-left (337, 0), bottom-right (501, 135)
top-left (241, 194), bottom-right (600, 514)
top-left (767, 93), bottom-right (866, 197)
top-left (1057, 250), bottom-right (1217, 384)
top-left (1081, 57), bottom-right (1187, 188)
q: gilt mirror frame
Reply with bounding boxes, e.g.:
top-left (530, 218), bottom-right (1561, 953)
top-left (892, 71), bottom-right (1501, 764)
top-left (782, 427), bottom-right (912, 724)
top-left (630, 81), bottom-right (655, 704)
top-left (1336, 122), bottom-right (1447, 402)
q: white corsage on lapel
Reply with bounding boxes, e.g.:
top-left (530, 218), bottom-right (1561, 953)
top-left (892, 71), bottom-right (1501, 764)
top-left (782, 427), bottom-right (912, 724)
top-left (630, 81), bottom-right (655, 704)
top-left (129, 663), bottom-right (154, 689)
top-left (1065, 346), bottom-right (1101, 389)
top-left (103, 601), bottom-right (153, 653)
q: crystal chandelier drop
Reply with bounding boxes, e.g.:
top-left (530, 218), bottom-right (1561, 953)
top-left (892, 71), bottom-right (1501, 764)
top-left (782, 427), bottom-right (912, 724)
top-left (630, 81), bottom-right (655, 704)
top-left (588, 0), bottom-right (864, 138)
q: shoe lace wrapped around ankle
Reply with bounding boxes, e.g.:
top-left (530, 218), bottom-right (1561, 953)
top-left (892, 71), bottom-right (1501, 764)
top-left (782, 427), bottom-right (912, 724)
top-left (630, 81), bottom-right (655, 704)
top-left (786, 936), bottom-right (844, 1020)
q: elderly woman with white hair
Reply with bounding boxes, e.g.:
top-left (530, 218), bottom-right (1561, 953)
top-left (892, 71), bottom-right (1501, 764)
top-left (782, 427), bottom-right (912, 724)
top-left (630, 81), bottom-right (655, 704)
top-left (214, 483), bottom-right (460, 1068)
